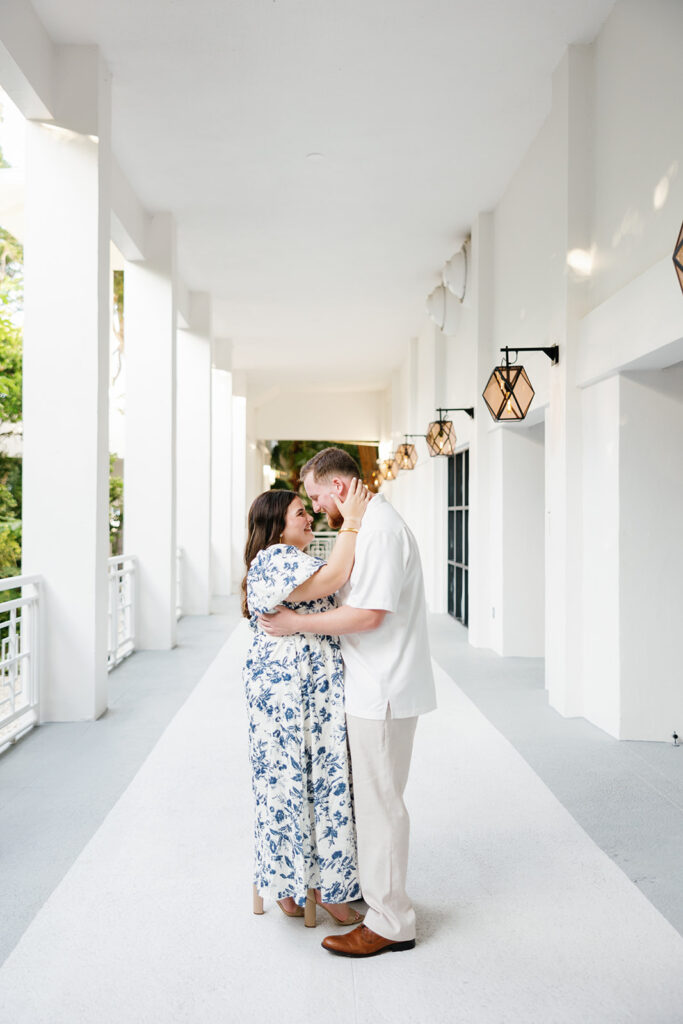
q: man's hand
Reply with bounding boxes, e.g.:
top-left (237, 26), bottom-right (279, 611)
top-left (259, 606), bottom-right (302, 637)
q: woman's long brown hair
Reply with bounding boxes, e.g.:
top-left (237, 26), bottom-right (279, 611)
top-left (241, 489), bottom-right (298, 618)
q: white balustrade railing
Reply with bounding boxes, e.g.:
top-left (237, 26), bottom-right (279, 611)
top-left (0, 575), bottom-right (41, 751)
top-left (108, 555), bottom-right (136, 670)
top-left (307, 531), bottom-right (337, 560)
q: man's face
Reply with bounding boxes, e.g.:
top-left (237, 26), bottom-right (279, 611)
top-left (302, 472), bottom-right (348, 529)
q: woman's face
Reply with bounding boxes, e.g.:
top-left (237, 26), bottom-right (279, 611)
top-left (280, 497), bottom-right (314, 550)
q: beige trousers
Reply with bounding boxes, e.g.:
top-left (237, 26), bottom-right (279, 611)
top-left (346, 708), bottom-right (418, 941)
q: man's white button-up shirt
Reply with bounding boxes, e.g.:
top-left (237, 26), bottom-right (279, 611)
top-left (338, 493), bottom-right (437, 720)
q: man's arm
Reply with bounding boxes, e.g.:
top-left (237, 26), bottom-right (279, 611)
top-left (259, 604), bottom-right (386, 637)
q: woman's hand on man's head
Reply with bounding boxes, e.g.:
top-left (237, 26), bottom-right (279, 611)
top-left (333, 476), bottom-right (370, 527)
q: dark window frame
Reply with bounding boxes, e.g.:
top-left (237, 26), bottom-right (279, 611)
top-left (447, 448), bottom-right (469, 626)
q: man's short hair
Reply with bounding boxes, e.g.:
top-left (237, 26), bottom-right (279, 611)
top-left (301, 447), bottom-right (361, 482)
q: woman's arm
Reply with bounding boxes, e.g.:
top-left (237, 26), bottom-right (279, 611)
top-left (287, 480), bottom-right (370, 602)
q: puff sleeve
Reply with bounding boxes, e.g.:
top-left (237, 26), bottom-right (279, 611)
top-left (246, 544), bottom-right (325, 616)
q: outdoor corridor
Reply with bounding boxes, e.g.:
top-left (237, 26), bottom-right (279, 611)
top-left (1, 609), bottom-right (683, 1023)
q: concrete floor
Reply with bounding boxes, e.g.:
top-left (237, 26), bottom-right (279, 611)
top-left (1, 607), bottom-right (683, 1023)
top-left (0, 606), bottom-right (237, 965)
top-left (428, 614), bottom-right (683, 939)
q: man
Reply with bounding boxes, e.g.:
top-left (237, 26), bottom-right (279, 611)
top-left (260, 447), bottom-right (436, 958)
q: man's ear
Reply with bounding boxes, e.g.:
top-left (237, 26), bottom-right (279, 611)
top-left (330, 476), bottom-right (345, 496)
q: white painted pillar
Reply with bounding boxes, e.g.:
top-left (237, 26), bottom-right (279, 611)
top-left (579, 375), bottom-right (620, 737)
top-left (211, 339), bottom-right (233, 601)
top-left (22, 52), bottom-right (111, 721)
top-left (546, 46), bottom-right (593, 715)
top-left (468, 212), bottom-right (495, 649)
top-left (404, 324), bottom-right (449, 614)
top-left (176, 293), bottom-right (212, 615)
top-left (124, 214), bottom-right (177, 648)
top-left (230, 384), bottom-right (247, 595)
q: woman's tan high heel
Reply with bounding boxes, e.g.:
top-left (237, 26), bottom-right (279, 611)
top-left (308, 890), bottom-right (364, 926)
top-left (253, 885), bottom-right (264, 915)
top-left (252, 885), bottom-right (317, 926)
top-left (276, 899), bottom-right (304, 918)
top-left (318, 903), bottom-right (364, 926)
top-left (304, 888), bottom-right (317, 927)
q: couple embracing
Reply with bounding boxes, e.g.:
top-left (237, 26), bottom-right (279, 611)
top-left (242, 447), bottom-right (436, 957)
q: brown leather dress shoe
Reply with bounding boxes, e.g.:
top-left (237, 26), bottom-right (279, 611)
top-left (321, 924), bottom-right (416, 958)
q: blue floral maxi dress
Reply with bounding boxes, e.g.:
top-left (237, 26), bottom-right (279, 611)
top-left (243, 544), bottom-right (360, 906)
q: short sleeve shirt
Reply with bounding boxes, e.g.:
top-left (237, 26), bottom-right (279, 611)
top-left (339, 494), bottom-right (437, 720)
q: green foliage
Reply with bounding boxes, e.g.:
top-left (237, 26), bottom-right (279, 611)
top-left (0, 227), bottom-right (24, 317)
top-left (0, 228), bottom-right (22, 425)
top-left (109, 454), bottom-right (124, 555)
top-left (0, 224), bottom-right (22, 578)
top-left (112, 269), bottom-right (124, 384)
top-left (0, 456), bottom-right (20, 578)
top-left (270, 440), bottom-right (364, 526)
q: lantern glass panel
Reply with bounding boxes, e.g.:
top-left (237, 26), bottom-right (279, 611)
top-left (426, 419), bottom-right (457, 456)
top-left (482, 364), bottom-right (535, 421)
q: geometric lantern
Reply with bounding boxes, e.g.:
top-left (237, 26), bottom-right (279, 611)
top-left (674, 220), bottom-right (683, 294)
top-left (395, 442), bottom-right (418, 470)
top-left (379, 457), bottom-right (399, 481)
top-left (482, 363), bottom-right (535, 421)
top-left (426, 418), bottom-right (457, 457)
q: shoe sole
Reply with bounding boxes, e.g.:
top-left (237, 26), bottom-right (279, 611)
top-left (321, 939), bottom-right (416, 958)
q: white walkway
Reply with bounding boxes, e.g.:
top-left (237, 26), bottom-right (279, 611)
top-left (1, 621), bottom-right (683, 1024)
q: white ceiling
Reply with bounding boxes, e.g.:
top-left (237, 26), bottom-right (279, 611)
top-left (31, 0), bottom-right (616, 392)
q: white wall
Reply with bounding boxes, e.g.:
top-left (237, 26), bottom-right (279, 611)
top-left (230, 394), bottom-right (247, 594)
top-left (211, 369), bottom-right (233, 597)
top-left (255, 389), bottom-right (384, 442)
top-left (591, 0), bottom-right (683, 309)
top-left (619, 368), bottom-right (683, 740)
top-left (500, 423), bottom-right (545, 657)
top-left (580, 375), bottom-right (621, 736)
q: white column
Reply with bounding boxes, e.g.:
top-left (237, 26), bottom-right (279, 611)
top-left (211, 339), bottom-right (233, 601)
top-left (176, 293), bottom-right (212, 615)
top-left (546, 46), bottom-right (593, 716)
top-left (22, 53), bottom-right (111, 721)
top-left (468, 212), bottom-right (495, 649)
top-left (124, 214), bottom-right (177, 648)
top-left (230, 383), bottom-right (247, 595)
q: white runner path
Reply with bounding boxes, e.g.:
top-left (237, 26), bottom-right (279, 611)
top-left (1, 621), bottom-right (683, 1023)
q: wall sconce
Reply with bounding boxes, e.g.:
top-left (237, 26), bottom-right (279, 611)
top-left (674, 221), bottom-right (683, 294)
top-left (482, 346), bottom-right (559, 422)
top-left (426, 284), bottom-right (461, 335)
top-left (443, 242), bottom-right (468, 302)
top-left (395, 436), bottom-right (420, 470)
top-left (426, 407), bottom-right (474, 457)
top-left (379, 456), bottom-right (399, 481)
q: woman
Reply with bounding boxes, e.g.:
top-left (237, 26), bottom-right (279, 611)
top-left (242, 480), bottom-right (369, 926)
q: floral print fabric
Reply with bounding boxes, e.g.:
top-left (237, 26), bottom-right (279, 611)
top-left (243, 544), bottom-right (360, 905)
